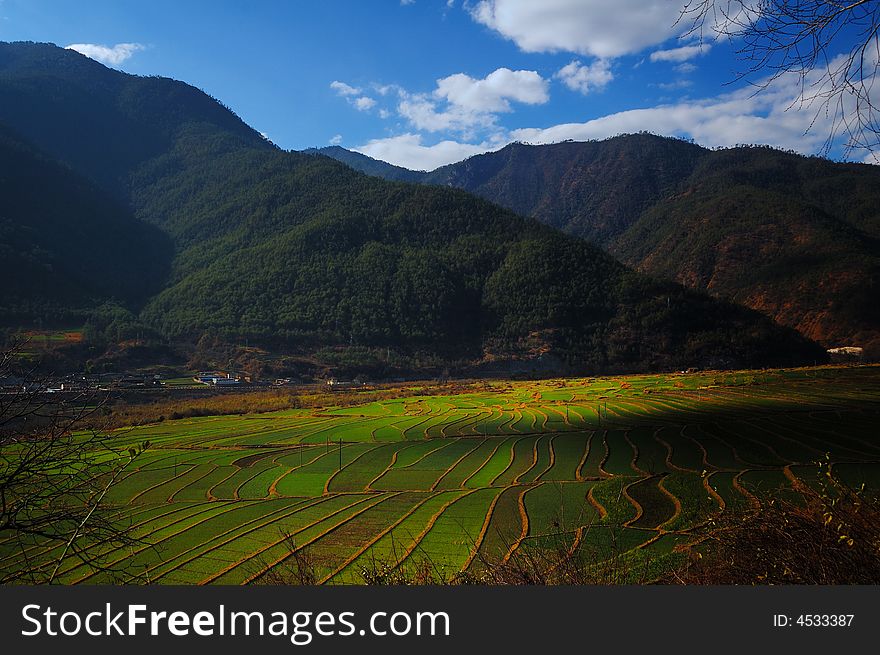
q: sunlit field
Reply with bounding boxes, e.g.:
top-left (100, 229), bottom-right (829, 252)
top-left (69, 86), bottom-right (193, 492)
top-left (4, 365), bottom-right (879, 584)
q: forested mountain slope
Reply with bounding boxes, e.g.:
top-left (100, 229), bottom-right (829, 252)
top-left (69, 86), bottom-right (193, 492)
top-left (317, 135), bottom-right (880, 353)
top-left (0, 42), bottom-right (826, 372)
top-left (0, 123), bottom-right (171, 324)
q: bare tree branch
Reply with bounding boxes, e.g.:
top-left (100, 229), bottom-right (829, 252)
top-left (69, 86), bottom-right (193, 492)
top-left (0, 338), bottom-right (150, 583)
top-left (680, 0), bottom-right (880, 156)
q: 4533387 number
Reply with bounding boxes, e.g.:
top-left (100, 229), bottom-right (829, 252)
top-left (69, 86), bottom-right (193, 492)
top-left (773, 614), bottom-right (855, 627)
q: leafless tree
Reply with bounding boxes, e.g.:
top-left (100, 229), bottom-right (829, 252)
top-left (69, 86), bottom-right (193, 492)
top-left (0, 338), bottom-right (149, 583)
top-left (680, 0), bottom-right (880, 156)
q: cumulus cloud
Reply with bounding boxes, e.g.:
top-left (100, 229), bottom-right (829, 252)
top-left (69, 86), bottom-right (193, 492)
top-left (435, 68), bottom-right (549, 111)
top-left (555, 59), bottom-right (613, 94)
top-left (397, 94), bottom-right (480, 133)
top-left (675, 62), bottom-right (697, 74)
top-left (397, 67), bottom-right (548, 136)
top-left (331, 81), bottom-right (379, 113)
top-left (508, 69), bottom-right (835, 153)
top-left (469, 0), bottom-right (685, 58)
top-left (329, 134), bottom-right (343, 146)
top-left (354, 133), bottom-right (495, 171)
top-left (65, 42), bottom-right (144, 66)
top-left (650, 44), bottom-right (710, 63)
top-left (354, 96), bottom-right (377, 111)
top-left (361, 58), bottom-right (869, 172)
top-left (399, 97), bottom-right (499, 134)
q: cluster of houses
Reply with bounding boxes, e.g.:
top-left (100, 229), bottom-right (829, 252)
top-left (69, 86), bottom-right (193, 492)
top-left (324, 378), bottom-right (365, 390)
top-left (0, 373), bottom-right (162, 393)
top-left (194, 371), bottom-right (244, 387)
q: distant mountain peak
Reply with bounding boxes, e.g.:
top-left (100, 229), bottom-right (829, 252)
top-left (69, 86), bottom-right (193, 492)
top-left (0, 40), bottom-right (273, 197)
top-left (302, 145), bottom-right (426, 182)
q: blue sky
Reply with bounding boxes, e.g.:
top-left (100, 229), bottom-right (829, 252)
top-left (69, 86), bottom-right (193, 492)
top-left (0, 0), bottom-right (875, 170)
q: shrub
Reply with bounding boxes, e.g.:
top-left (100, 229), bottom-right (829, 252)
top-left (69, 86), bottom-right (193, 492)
top-left (671, 462), bottom-right (880, 584)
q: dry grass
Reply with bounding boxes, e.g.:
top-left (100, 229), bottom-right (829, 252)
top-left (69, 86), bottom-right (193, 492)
top-left (87, 380), bottom-right (494, 430)
top-left (671, 462), bottom-right (880, 584)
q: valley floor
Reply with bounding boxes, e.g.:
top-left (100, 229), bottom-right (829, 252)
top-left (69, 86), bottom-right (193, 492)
top-left (3, 366), bottom-right (879, 584)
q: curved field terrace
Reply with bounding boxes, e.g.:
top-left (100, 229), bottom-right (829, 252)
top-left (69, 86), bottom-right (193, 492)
top-left (3, 366), bottom-right (879, 584)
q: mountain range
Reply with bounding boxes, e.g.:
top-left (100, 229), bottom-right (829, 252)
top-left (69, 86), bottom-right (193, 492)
top-left (0, 42), bottom-right (832, 374)
top-left (310, 137), bottom-right (880, 356)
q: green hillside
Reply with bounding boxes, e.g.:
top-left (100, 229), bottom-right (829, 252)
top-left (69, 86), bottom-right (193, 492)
top-left (0, 42), bottom-right (826, 372)
top-left (138, 149), bottom-right (822, 369)
top-left (424, 135), bottom-right (707, 246)
top-left (615, 147), bottom-right (880, 353)
top-left (0, 41), bottom-right (271, 199)
top-left (0, 123), bottom-right (172, 324)
top-left (319, 136), bottom-right (880, 354)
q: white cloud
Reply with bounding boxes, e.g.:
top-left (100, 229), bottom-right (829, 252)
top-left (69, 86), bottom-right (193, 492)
top-left (372, 83), bottom-right (396, 96)
top-left (655, 79), bottom-right (693, 91)
top-left (434, 68), bottom-right (549, 112)
top-left (331, 81), bottom-right (379, 113)
top-left (397, 67), bottom-right (549, 136)
top-left (555, 59), bottom-right (613, 95)
top-left (378, 109), bottom-right (391, 119)
top-left (373, 88), bottom-right (820, 170)
top-left (398, 93), bottom-right (491, 133)
top-left (329, 134), bottom-right (343, 146)
top-left (401, 0), bottom-right (415, 5)
top-left (360, 57), bottom-right (870, 173)
top-left (469, 0), bottom-right (686, 58)
top-left (354, 133), bottom-right (495, 171)
top-left (354, 96), bottom-right (377, 111)
top-left (330, 80), bottom-right (361, 96)
top-left (675, 62), bottom-right (697, 74)
top-left (650, 44), bottom-right (710, 63)
top-left (508, 68), bottom-right (837, 154)
top-left (65, 42), bottom-right (144, 66)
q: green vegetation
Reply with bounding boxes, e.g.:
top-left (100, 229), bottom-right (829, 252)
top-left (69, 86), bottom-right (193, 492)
top-left (129, 135), bottom-right (822, 370)
top-left (2, 365), bottom-right (878, 584)
top-left (0, 41), bottom-right (876, 584)
top-left (326, 134), bottom-right (880, 355)
top-left (614, 146), bottom-right (880, 355)
top-left (0, 42), bottom-right (827, 373)
top-left (0, 124), bottom-right (171, 325)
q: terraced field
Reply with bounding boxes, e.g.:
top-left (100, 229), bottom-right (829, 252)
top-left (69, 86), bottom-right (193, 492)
top-left (3, 366), bottom-right (879, 584)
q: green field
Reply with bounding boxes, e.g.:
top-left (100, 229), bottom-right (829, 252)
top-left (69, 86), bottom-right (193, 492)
top-left (3, 366), bottom-right (880, 584)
